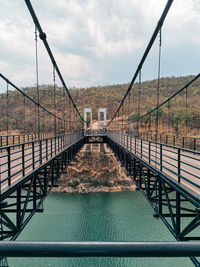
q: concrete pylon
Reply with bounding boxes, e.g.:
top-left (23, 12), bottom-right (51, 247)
top-left (83, 108), bottom-right (92, 131)
top-left (98, 108), bottom-right (107, 129)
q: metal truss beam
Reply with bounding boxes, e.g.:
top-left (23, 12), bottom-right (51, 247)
top-left (107, 137), bottom-right (200, 267)
top-left (0, 138), bottom-right (84, 243)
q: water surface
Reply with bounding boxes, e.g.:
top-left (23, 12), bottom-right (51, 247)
top-left (9, 191), bottom-right (194, 266)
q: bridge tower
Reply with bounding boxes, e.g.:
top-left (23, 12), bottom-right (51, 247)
top-left (98, 108), bottom-right (107, 129)
top-left (83, 108), bottom-right (92, 131)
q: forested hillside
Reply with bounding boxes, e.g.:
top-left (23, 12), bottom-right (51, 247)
top-left (0, 75), bottom-right (199, 135)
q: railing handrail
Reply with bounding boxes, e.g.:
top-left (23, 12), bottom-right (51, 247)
top-left (109, 130), bottom-right (200, 155)
top-left (107, 131), bottom-right (200, 194)
top-left (84, 129), bottom-right (107, 135)
top-left (141, 132), bottom-right (200, 140)
top-left (0, 132), bottom-right (84, 150)
top-left (0, 131), bottom-right (85, 191)
top-left (0, 241), bottom-right (199, 258)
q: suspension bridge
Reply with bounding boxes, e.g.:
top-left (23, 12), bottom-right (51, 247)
top-left (0, 0), bottom-right (199, 266)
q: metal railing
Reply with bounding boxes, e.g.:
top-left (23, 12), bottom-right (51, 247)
top-left (0, 131), bottom-right (84, 192)
top-left (140, 132), bottom-right (200, 152)
top-left (84, 129), bottom-right (106, 136)
top-left (0, 241), bottom-right (199, 258)
top-left (107, 131), bottom-right (200, 193)
top-left (0, 134), bottom-right (46, 147)
top-left (0, 131), bottom-right (78, 148)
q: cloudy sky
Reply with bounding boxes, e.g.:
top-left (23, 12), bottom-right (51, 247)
top-left (0, 0), bottom-right (200, 92)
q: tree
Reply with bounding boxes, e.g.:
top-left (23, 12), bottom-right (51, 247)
top-left (171, 112), bottom-right (182, 135)
top-left (130, 112), bottom-right (140, 122)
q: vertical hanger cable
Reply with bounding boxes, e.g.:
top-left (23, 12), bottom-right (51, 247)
top-left (35, 26), bottom-right (40, 139)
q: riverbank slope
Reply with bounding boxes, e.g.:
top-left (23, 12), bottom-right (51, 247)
top-left (52, 145), bottom-right (136, 194)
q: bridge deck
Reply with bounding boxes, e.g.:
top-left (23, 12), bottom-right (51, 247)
top-left (107, 132), bottom-right (200, 202)
top-left (0, 131), bottom-right (199, 203)
top-left (0, 132), bottom-right (84, 197)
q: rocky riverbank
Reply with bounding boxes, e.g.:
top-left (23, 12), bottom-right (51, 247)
top-left (52, 145), bottom-right (136, 194)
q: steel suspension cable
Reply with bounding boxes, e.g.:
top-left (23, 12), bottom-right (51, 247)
top-left (115, 114), bottom-right (116, 131)
top-left (69, 98), bottom-right (71, 131)
top-left (155, 29), bottom-right (162, 169)
top-left (106, 0), bottom-right (173, 127)
top-left (167, 101), bottom-right (170, 134)
top-left (122, 105), bottom-right (124, 133)
top-left (24, 0), bottom-right (86, 124)
top-left (34, 99), bottom-right (37, 138)
top-left (138, 70), bottom-right (141, 136)
top-left (6, 82), bottom-right (8, 134)
top-left (63, 87), bottom-right (66, 134)
top-left (128, 91), bottom-right (130, 118)
top-left (23, 88), bottom-right (26, 138)
top-left (185, 87), bottom-right (188, 136)
top-left (156, 29), bottom-right (162, 141)
top-left (35, 26), bottom-right (40, 139)
top-left (53, 66), bottom-right (57, 137)
top-left (0, 74), bottom-right (71, 123)
top-left (130, 74), bottom-right (200, 126)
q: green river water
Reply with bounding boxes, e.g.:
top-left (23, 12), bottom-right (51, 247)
top-left (8, 191), bottom-right (195, 266)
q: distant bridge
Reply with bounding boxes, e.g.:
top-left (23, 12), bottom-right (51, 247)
top-left (0, 0), bottom-right (199, 266)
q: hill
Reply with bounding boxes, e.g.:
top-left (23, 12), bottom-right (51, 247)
top-left (0, 75), bottom-right (199, 135)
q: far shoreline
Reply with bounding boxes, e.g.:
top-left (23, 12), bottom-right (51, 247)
top-left (52, 185), bottom-right (136, 195)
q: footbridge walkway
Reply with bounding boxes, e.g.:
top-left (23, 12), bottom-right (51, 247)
top-left (1, 0), bottom-right (200, 265)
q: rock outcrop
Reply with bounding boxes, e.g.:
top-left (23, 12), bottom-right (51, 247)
top-left (52, 147), bottom-right (136, 194)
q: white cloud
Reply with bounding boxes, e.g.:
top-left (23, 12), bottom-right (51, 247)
top-left (0, 0), bottom-right (199, 91)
